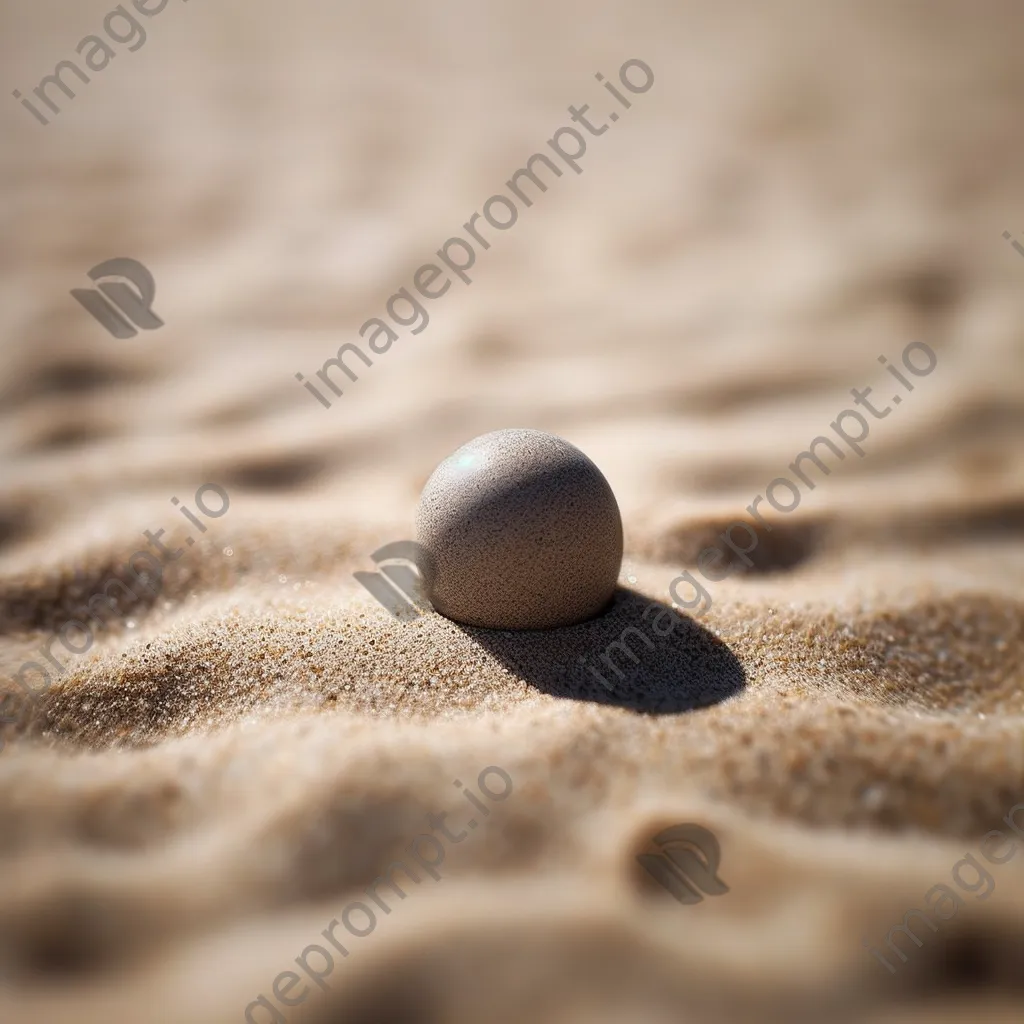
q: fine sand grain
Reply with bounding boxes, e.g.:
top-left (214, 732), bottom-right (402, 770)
top-left (1, 1), bottom-right (1024, 1021)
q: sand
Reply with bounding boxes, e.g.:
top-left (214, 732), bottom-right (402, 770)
top-left (1, 1), bottom-right (1024, 1021)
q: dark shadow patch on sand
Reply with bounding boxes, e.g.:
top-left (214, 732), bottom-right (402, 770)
top-left (455, 588), bottom-right (745, 714)
top-left (645, 492), bottom-right (1024, 579)
top-left (25, 357), bottom-right (142, 399)
top-left (890, 263), bottom-right (960, 317)
top-left (0, 504), bottom-right (33, 552)
top-left (0, 558), bottom-right (167, 635)
top-left (674, 369), bottom-right (845, 417)
top-left (797, 496), bottom-right (1024, 555)
top-left (221, 454), bottom-right (326, 491)
top-left (886, 916), bottom-right (1024, 999)
top-left (878, 495), bottom-right (1024, 546)
top-left (25, 419), bottom-right (111, 453)
top-left (640, 516), bottom-right (829, 576)
top-left (740, 520), bottom-right (827, 573)
top-left (0, 881), bottom-right (182, 983)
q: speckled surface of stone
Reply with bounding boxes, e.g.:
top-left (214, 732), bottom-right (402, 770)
top-left (415, 429), bottom-right (623, 629)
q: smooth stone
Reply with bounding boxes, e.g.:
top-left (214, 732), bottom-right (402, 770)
top-left (415, 428), bottom-right (623, 629)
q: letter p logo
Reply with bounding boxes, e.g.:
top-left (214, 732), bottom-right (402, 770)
top-left (354, 541), bottom-right (434, 622)
top-left (71, 257), bottom-right (164, 339)
top-left (635, 823), bottom-right (729, 905)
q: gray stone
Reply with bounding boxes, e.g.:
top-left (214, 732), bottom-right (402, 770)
top-left (415, 429), bottom-right (623, 629)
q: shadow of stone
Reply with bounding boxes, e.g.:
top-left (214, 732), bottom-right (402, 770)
top-left (453, 587), bottom-right (745, 715)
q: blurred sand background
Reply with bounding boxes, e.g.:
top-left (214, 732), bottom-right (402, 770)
top-left (1, 0), bottom-right (1024, 1021)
